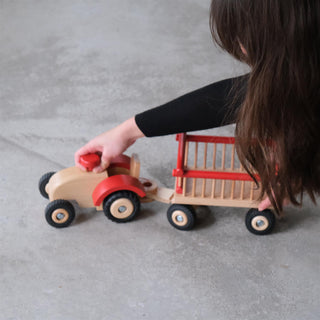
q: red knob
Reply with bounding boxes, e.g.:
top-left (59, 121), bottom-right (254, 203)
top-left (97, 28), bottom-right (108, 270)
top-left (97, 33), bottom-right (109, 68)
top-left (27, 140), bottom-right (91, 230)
top-left (79, 153), bottom-right (101, 171)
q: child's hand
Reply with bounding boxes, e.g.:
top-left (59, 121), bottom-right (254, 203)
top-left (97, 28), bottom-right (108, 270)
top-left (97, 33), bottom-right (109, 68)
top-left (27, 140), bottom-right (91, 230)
top-left (258, 196), bottom-right (289, 211)
top-left (74, 117), bottom-right (145, 173)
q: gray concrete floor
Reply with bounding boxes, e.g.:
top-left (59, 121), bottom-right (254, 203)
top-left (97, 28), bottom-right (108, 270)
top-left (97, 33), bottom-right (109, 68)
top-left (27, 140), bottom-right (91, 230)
top-left (1, 1), bottom-right (319, 319)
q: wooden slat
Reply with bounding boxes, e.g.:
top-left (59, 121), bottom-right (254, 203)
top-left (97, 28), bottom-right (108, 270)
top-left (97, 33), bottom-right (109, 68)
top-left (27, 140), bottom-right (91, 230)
top-left (240, 181), bottom-right (245, 200)
top-left (184, 135), bottom-right (235, 144)
top-left (211, 179), bottom-right (216, 198)
top-left (192, 178), bottom-right (196, 197)
top-left (221, 180), bottom-right (225, 199)
top-left (177, 177), bottom-right (182, 194)
top-left (194, 142), bottom-right (198, 169)
top-left (231, 144), bottom-right (235, 170)
top-left (203, 143), bottom-right (208, 169)
top-left (231, 180), bottom-right (235, 199)
top-left (184, 141), bottom-right (189, 167)
top-left (250, 181), bottom-right (254, 200)
top-left (172, 169), bottom-right (259, 181)
top-left (173, 193), bottom-right (260, 208)
top-left (221, 143), bottom-right (226, 170)
top-left (201, 179), bottom-right (206, 198)
top-left (213, 143), bottom-right (216, 169)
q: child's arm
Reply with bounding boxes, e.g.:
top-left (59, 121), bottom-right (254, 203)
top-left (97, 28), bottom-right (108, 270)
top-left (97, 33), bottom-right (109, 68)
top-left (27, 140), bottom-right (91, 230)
top-left (135, 74), bottom-right (248, 137)
top-left (75, 74), bottom-right (248, 172)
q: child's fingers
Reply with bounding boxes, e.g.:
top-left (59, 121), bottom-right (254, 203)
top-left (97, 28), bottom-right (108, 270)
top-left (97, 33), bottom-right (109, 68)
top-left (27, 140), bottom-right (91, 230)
top-left (74, 146), bottom-right (89, 164)
top-left (75, 144), bottom-right (100, 158)
top-left (74, 146), bottom-right (102, 172)
top-left (258, 197), bottom-right (272, 211)
top-left (92, 165), bottom-right (105, 173)
top-left (74, 144), bottom-right (102, 165)
top-left (258, 196), bottom-right (290, 211)
top-left (93, 155), bottom-right (110, 173)
top-left (92, 162), bottom-right (109, 173)
top-left (74, 149), bottom-right (88, 171)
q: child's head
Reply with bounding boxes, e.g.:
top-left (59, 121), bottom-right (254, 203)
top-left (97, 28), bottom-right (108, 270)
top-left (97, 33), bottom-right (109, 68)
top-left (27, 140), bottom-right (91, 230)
top-left (210, 0), bottom-right (319, 66)
top-left (210, 0), bottom-right (320, 212)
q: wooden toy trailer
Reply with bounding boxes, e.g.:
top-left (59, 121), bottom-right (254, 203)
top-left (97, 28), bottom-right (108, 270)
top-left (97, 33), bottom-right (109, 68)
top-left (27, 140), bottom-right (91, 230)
top-left (172, 133), bottom-right (261, 206)
top-left (147, 133), bottom-right (277, 235)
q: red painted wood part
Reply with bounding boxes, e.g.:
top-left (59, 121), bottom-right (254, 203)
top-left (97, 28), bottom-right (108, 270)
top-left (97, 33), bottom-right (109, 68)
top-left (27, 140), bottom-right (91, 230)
top-left (79, 154), bottom-right (101, 171)
top-left (175, 133), bottom-right (187, 176)
top-left (109, 154), bottom-right (131, 170)
top-left (174, 133), bottom-right (260, 194)
top-left (176, 134), bottom-right (235, 144)
top-left (92, 174), bottom-right (146, 206)
top-left (172, 169), bottom-right (260, 181)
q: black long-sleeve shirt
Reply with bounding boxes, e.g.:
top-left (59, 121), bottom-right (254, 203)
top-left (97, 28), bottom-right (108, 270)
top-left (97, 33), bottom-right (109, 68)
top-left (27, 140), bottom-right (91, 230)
top-left (135, 74), bottom-right (248, 137)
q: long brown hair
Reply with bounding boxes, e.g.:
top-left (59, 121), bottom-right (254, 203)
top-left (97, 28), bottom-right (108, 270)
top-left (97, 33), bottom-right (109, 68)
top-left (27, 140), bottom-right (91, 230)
top-left (210, 0), bottom-right (320, 213)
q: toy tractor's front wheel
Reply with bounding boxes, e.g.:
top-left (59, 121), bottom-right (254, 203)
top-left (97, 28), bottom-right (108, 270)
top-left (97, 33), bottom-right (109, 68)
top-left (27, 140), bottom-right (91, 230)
top-left (167, 204), bottom-right (196, 231)
top-left (45, 199), bottom-right (75, 228)
top-left (103, 191), bottom-right (140, 223)
top-left (245, 209), bottom-right (275, 235)
top-left (39, 172), bottom-right (56, 199)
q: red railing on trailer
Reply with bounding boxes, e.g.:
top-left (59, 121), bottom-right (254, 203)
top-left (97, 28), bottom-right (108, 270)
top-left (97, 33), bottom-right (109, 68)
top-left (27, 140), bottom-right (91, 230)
top-left (172, 133), bottom-right (260, 194)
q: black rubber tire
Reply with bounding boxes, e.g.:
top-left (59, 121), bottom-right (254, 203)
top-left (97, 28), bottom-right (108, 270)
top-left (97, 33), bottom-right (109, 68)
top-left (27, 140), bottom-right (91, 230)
top-left (39, 172), bottom-right (56, 199)
top-left (45, 199), bottom-right (75, 228)
top-left (103, 191), bottom-right (140, 223)
top-left (245, 208), bottom-right (275, 235)
top-left (167, 204), bottom-right (196, 231)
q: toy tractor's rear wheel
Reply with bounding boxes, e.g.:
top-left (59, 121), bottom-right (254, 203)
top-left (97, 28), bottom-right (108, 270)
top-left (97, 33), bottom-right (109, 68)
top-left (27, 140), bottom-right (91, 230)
top-left (39, 172), bottom-right (56, 199)
top-left (167, 204), bottom-right (196, 231)
top-left (103, 191), bottom-right (140, 223)
top-left (245, 208), bottom-right (275, 235)
top-left (45, 199), bottom-right (75, 228)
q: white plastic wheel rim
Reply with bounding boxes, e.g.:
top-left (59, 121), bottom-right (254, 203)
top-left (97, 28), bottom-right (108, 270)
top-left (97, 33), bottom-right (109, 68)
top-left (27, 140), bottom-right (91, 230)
top-left (172, 210), bottom-right (188, 227)
top-left (52, 208), bottom-right (69, 224)
top-left (251, 216), bottom-right (269, 231)
top-left (110, 198), bottom-right (134, 219)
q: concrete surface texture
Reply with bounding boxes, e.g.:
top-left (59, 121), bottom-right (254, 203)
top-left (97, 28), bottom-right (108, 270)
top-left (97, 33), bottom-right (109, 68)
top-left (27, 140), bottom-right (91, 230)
top-left (0, 1), bottom-right (319, 319)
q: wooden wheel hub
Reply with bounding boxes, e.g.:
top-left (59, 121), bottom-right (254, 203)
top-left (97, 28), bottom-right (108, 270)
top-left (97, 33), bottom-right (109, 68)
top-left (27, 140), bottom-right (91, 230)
top-left (52, 208), bottom-right (69, 224)
top-left (251, 216), bottom-right (269, 231)
top-left (171, 210), bottom-right (188, 227)
top-left (110, 198), bottom-right (134, 219)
